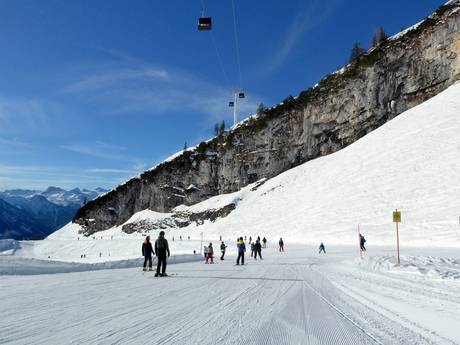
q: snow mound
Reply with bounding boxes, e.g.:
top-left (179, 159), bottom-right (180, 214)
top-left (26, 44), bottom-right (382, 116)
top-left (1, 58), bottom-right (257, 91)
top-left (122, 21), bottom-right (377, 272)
top-left (0, 254), bottom-right (201, 276)
top-left (358, 254), bottom-right (460, 280)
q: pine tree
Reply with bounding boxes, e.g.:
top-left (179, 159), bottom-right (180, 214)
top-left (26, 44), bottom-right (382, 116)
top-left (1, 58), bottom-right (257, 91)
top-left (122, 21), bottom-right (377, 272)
top-left (219, 120), bottom-right (225, 135)
top-left (214, 123), bottom-right (219, 136)
top-left (372, 27), bottom-right (388, 47)
top-left (256, 103), bottom-right (266, 115)
top-left (349, 41), bottom-right (365, 64)
top-left (183, 142), bottom-right (188, 150)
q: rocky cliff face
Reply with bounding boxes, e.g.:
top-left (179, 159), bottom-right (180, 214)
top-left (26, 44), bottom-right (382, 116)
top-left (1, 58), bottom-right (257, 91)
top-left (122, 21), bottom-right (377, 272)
top-left (75, 1), bottom-right (460, 235)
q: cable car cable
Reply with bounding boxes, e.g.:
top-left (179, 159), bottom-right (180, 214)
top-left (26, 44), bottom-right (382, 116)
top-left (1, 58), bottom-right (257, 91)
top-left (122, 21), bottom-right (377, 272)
top-left (198, 0), bottom-right (231, 86)
top-left (231, 0), bottom-right (243, 88)
top-left (210, 31), bottom-right (231, 87)
top-left (200, 0), bottom-right (206, 17)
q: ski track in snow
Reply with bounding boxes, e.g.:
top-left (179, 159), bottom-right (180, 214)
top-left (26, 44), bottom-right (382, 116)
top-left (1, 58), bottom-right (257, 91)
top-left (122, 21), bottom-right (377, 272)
top-left (2, 247), bottom-right (459, 345)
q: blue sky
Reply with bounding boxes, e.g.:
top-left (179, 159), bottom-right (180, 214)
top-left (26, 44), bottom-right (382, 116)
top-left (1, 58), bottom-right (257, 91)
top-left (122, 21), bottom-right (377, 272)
top-left (0, 0), bottom-right (447, 190)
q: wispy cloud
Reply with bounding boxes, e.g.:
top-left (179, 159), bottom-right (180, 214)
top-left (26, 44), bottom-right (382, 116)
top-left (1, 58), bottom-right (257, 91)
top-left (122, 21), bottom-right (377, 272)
top-left (0, 97), bottom-right (56, 135)
top-left (61, 141), bottom-right (147, 169)
top-left (63, 56), bottom-right (261, 124)
top-left (267, 0), bottom-right (341, 72)
top-left (87, 168), bottom-right (138, 174)
top-left (0, 164), bottom-right (134, 191)
top-left (66, 67), bottom-right (169, 93)
top-left (0, 137), bottom-right (32, 150)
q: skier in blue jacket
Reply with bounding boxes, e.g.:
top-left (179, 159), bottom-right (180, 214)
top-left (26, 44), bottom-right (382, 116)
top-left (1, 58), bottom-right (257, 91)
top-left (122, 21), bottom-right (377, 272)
top-left (236, 237), bottom-right (246, 265)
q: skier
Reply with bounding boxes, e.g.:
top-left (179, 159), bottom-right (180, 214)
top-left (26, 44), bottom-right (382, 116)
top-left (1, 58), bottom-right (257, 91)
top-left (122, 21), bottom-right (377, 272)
top-left (236, 237), bottom-right (246, 265)
top-left (262, 237), bottom-right (267, 248)
top-left (279, 238), bottom-right (284, 252)
top-left (206, 243), bottom-right (214, 264)
top-left (250, 242), bottom-right (255, 257)
top-left (154, 231), bottom-right (170, 277)
top-left (220, 241), bottom-right (227, 260)
top-left (142, 236), bottom-right (155, 271)
top-left (203, 245), bottom-right (209, 261)
top-left (249, 236), bottom-right (252, 244)
top-left (254, 239), bottom-right (262, 260)
top-left (319, 242), bottom-right (326, 254)
top-left (360, 234), bottom-right (366, 251)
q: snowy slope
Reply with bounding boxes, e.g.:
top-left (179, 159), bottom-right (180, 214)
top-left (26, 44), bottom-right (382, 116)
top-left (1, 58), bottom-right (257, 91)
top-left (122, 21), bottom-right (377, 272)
top-left (106, 81), bottom-right (460, 247)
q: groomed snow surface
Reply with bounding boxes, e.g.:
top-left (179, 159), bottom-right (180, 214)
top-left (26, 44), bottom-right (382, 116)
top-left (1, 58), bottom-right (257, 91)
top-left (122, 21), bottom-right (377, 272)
top-left (2, 83), bottom-right (460, 344)
top-left (1, 246), bottom-right (460, 345)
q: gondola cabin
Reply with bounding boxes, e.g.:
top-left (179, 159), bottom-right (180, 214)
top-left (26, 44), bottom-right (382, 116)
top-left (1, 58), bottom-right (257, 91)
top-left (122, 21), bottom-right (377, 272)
top-left (229, 101), bottom-right (234, 107)
top-left (198, 17), bottom-right (212, 31)
top-left (238, 92), bottom-right (245, 99)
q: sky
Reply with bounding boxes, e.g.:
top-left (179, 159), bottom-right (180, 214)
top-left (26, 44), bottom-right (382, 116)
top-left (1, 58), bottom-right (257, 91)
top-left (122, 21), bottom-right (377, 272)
top-left (0, 0), bottom-right (448, 191)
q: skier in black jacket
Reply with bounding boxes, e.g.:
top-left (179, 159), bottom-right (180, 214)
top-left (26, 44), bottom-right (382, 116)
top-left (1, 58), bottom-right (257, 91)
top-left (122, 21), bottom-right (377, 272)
top-left (220, 241), bottom-right (227, 260)
top-left (254, 239), bottom-right (262, 260)
top-left (142, 236), bottom-right (154, 271)
top-left (155, 231), bottom-right (170, 277)
top-left (360, 234), bottom-right (366, 251)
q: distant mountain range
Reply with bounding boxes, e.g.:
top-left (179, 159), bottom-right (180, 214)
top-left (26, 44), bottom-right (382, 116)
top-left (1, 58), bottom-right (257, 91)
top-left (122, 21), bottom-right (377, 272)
top-left (0, 187), bottom-right (107, 240)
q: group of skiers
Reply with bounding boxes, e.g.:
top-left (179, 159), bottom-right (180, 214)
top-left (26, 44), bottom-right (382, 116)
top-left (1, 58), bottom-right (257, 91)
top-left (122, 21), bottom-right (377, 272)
top-left (203, 241), bottom-right (227, 263)
top-left (141, 232), bottom-right (369, 274)
top-left (235, 236), bottom-right (285, 265)
top-left (141, 231), bottom-right (170, 277)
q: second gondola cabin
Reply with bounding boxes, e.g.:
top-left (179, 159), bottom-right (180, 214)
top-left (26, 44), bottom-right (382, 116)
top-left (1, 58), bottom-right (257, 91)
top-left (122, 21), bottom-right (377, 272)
top-left (238, 92), bottom-right (245, 99)
top-left (229, 101), bottom-right (234, 107)
top-left (198, 17), bottom-right (212, 31)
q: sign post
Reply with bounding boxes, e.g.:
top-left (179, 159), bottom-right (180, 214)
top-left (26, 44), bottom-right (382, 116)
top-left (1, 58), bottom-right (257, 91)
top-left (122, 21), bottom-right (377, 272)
top-left (393, 209), bottom-right (401, 265)
top-left (200, 232), bottom-right (203, 255)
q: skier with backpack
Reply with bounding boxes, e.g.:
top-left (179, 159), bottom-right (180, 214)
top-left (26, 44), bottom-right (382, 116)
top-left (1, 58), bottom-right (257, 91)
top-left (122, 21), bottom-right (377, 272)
top-left (262, 237), bottom-right (267, 248)
top-left (154, 231), bottom-right (170, 277)
top-left (250, 242), bottom-right (255, 257)
top-left (206, 243), bottom-right (214, 264)
top-left (319, 242), bottom-right (326, 254)
top-left (360, 234), bottom-right (367, 251)
top-left (142, 236), bottom-right (154, 271)
top-left (236, 237), bottom-right (246, 265)
top-left (254, 239), bottom-right (262, 260)
top-left (279, 238), bottom-right (284, 252)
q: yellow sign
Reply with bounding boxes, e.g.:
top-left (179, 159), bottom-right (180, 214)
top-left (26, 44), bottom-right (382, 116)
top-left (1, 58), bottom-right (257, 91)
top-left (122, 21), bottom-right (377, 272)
top-left (393, 211), bottom-right (401, 223)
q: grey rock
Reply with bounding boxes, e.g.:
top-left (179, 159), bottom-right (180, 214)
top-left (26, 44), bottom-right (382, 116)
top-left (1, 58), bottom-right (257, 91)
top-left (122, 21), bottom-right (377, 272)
top-left (115, 203), bottom-right (237, 236)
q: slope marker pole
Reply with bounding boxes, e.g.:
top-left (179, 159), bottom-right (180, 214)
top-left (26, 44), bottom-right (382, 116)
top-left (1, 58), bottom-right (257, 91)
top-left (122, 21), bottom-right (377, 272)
top-left (393, 209), bottom-right (401, 265)
top-left (200, 232), bottom-right (203, 255)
